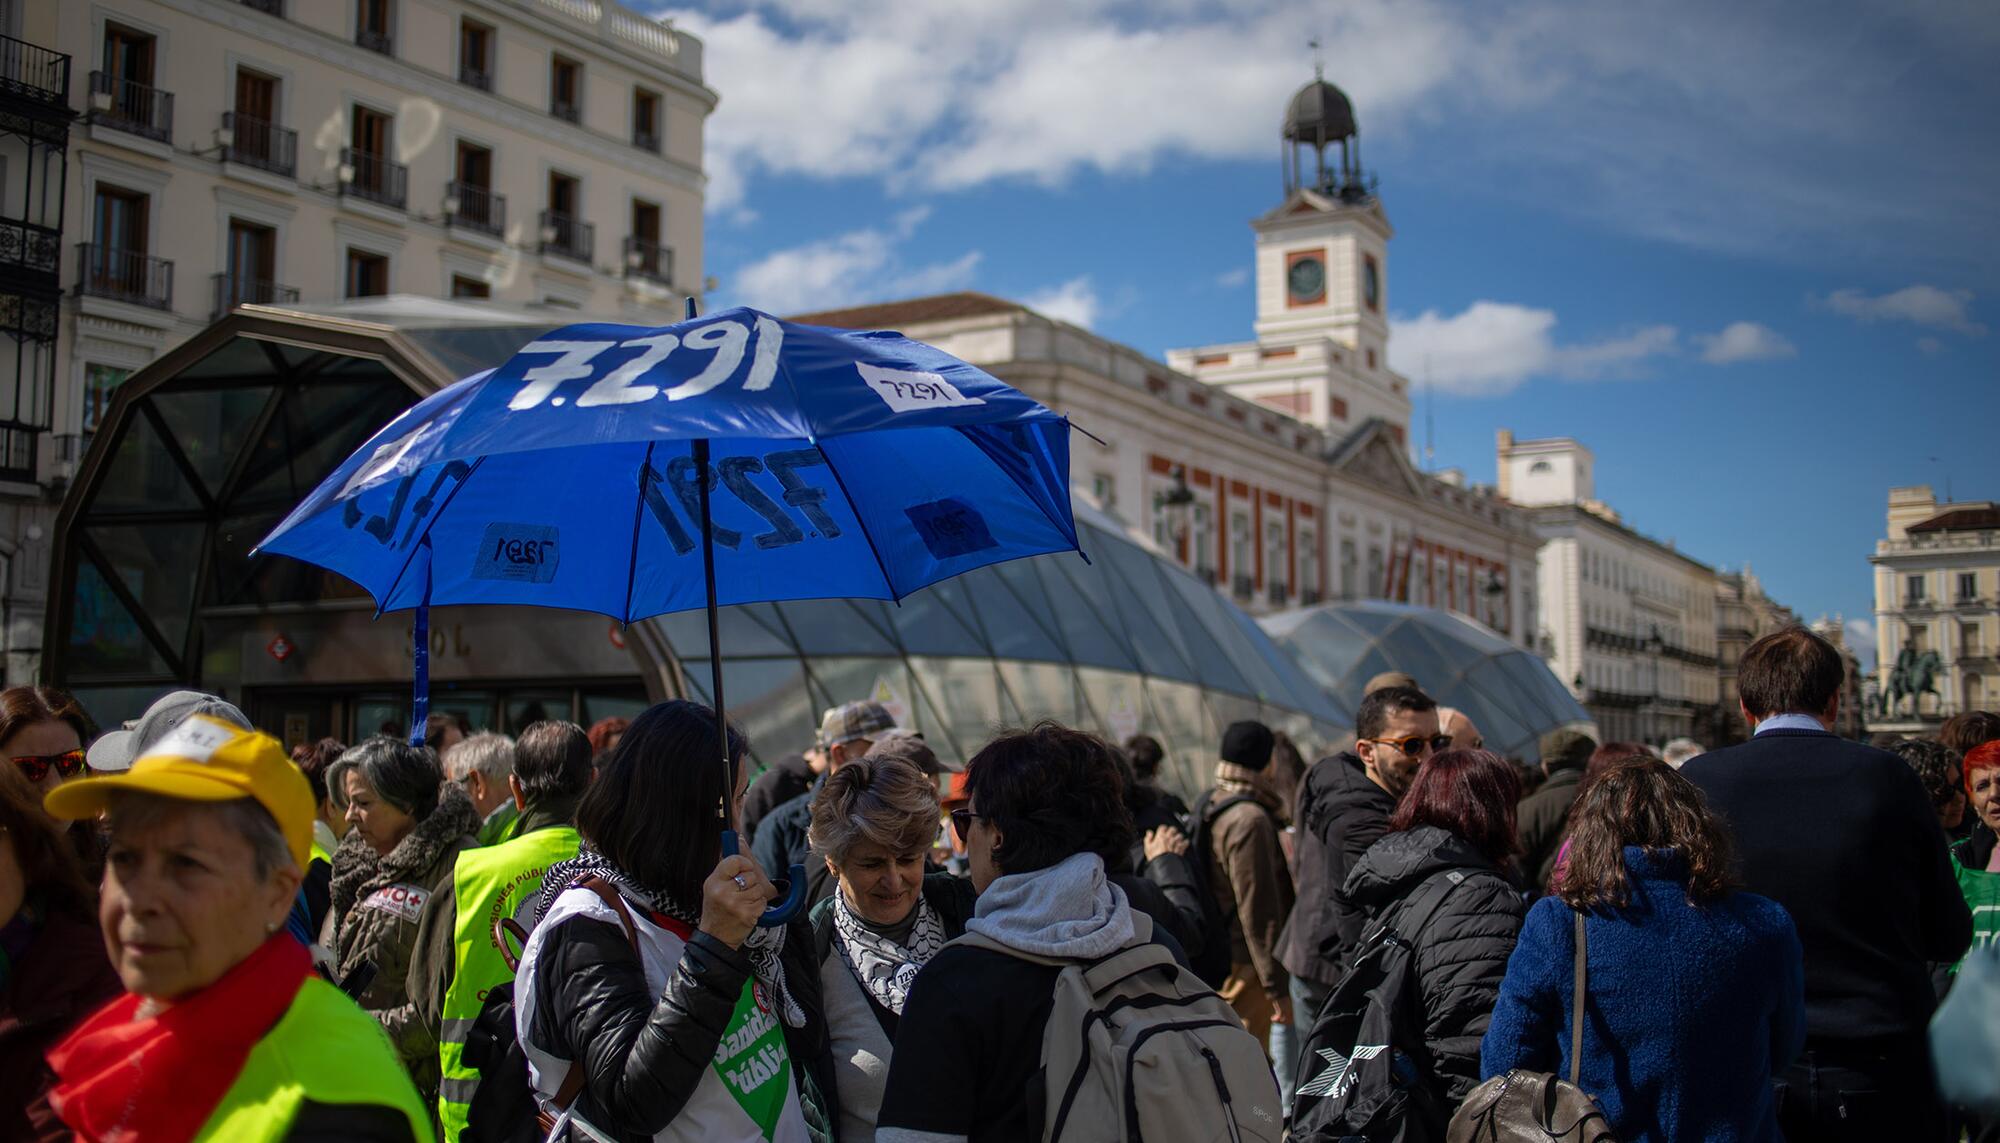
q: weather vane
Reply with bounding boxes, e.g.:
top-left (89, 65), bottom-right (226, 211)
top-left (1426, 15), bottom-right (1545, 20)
top-left (1309, 36), bottom-right (1324, 79)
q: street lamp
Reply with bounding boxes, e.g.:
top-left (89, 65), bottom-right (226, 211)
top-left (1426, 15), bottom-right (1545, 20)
top-left (1643, 627), bottom-right (1666, 746)
top-left (1153, 465), bottom-right (1195, 555)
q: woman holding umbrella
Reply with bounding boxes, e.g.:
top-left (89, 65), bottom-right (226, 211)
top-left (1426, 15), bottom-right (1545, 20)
top-left (516, 699), bottom-right (837, 1141)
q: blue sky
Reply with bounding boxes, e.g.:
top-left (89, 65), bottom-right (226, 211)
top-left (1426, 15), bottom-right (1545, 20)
top-left (661, 0), bottom-right (2000, 670)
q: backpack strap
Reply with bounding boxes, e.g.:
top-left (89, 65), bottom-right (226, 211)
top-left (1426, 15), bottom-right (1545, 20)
top-left (545, 876), bottom-right (644, 1119)
top-left (1569, 909), bottom-right (1587, 1087)
top-left (1370, 867), bottom-right (1472, 951)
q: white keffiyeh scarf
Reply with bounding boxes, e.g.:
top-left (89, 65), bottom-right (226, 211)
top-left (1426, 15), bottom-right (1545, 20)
top-left (831, 888), bottom-right (944, 1015)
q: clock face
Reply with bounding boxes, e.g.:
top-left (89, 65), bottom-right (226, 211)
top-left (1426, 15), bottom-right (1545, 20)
top-left (1287, 255), bottom-right (1325, 303)
top-left (1364, 259), bottom-right (1381, 308)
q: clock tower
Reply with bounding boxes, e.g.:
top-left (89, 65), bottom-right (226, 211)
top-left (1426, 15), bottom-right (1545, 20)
top-left (1168, 69), bottom-right (1411, 438)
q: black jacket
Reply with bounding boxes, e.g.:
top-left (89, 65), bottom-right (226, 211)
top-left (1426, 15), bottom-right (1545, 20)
top-left (1514, 766), bottom-right (1583, 891)
top-left (1277, 753), bottom-right (1398, 986)
top-left (1342, 825), bottom-right (1525, 1102)
top-left (743, 755), bottom-right (815, 849)
top-left (527, 911), bottom-right (838, 1142)
top-left (1684, 728), bottom-right (1973, 1044)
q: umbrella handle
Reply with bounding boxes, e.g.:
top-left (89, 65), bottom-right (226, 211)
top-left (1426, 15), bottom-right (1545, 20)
top-left (719, 828), bottom-right (808, 928)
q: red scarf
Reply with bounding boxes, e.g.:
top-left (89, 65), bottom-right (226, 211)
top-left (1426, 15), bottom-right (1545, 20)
top-left (46, 936), bottom-right (313, 1143)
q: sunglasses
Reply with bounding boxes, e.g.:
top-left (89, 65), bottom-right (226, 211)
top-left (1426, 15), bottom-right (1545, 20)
top-left (1363, 734), bottom-right (1455, 757)
top-left (949, 808), bottom-right (986, 844)
top-left (12, 749), bottom-right (86, 784)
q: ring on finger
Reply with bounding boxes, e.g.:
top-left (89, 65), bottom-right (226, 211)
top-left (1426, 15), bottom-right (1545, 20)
top-left (732, 874), bottom-right (749, 890)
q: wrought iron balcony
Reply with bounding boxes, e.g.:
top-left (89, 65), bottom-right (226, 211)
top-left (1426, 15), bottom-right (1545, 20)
top-left (1231, 574), bottom-right (1254, 601)
top-left (241, 0), bottom-right (283, 14)
top-left (540, 211), bottom-right (593, 263)
top-left (633, 129), bottom-right (660, 153)
top-left (459, 64), bottom-right (492, 92)
top-left (211, 272), bottom-right (299, 319)
top-left (551, 98), bottom-right (580, 124)
top-left (1195, 565), bottom-right (1217, 587)
top-left (356, 27), bottom-right (393, 55)
top-left (75, 244), bottom-right (173, 310)
top-left (1299, 588), bottom-right (1323, 606)
top-left (88, 71), bottom-right (173, 142)
top-left (1268, 582), bottom-right (1289, 605)
top-left (340, 148), bottom-right (407, 210)
top-left (0, 32), bottom-right (70, 107)
top-left (0, 218), bottom-right (61, 279)
top-left (446, 182), bottom-right (506, 237)
top-left (622, 236), bottom-right (671, 284)
top-left (221, 112), bottom-right (296, 177)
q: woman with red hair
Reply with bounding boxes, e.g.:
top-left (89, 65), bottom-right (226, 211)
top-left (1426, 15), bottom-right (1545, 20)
top-left (1334, 749), bottom-right (1527, 1110)
top-left (1951, 740), bottom-right (2000, 973)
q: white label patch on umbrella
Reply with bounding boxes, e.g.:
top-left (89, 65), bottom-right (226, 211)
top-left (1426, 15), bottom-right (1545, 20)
top-left (857, 362), bottom-right (986, 413)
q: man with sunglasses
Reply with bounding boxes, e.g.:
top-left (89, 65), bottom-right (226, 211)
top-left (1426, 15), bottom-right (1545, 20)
top-left (1273, 685), bottom-right (1443, 1107)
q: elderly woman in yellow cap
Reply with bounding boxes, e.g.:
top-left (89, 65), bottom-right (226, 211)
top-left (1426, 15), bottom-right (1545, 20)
top-left (39, 715), bottom-right (428, 1142)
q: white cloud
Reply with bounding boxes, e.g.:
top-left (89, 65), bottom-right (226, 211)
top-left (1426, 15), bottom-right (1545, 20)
top-left (1023, 276), bottom-right (1101, 328)
top-left (1388, 301), bottom-right (1677, 396)
top-left (1695, 321), bottom-right (1797, 364)
top-left (1845, 616), bottom-right (1875, 647)
top-left (1820, 285), bottom-right (1986, 336)
top-left (727, 208), bottom-right (981, 314)
top-left (660, 1), bottom-right (2000, 275)
top-left (1216, 267), bottom-right (1250, 289)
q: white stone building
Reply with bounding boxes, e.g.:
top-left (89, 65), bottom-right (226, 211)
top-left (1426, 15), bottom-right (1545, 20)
top-left (1870, 485), bottom-right (1999, 728)
top-left (1497, 430), bottom-right (1721, 745)
top-left (0, 0), bottom-right (714, 682)
top-left (797, 75), bottom-right (1542, 648)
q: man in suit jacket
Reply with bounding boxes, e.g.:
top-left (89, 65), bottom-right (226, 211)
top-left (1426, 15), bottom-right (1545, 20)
top-left (1683, 626), bottom-right (1971, 1143)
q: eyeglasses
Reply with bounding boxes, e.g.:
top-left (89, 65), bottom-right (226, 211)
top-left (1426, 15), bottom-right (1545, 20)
top-left (12, 749), bottom-right (86, 784)
top-left (1362, 734), bottom-right (1454, 757)
top-left (949, 808), bottom-right (986, 843)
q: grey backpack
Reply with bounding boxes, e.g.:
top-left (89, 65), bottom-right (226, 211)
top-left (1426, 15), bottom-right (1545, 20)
top-left (952, 914), bottom-right (1283, 1143)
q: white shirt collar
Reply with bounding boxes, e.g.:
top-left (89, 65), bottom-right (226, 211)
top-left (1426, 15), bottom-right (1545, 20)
top-left (1754, 712), bottom-right (1827, 735)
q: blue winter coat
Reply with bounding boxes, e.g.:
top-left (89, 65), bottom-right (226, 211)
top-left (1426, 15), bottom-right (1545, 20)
top-left (1480, 847), bottom-right (1805, 1143)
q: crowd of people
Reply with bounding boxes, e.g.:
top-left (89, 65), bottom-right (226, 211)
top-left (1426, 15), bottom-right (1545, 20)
top-left (0, 622), bottom-right (1995, 1141)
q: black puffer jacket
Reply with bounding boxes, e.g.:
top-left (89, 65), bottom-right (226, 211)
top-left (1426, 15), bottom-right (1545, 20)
top-left (1277, 752), bottom-right (1398, 986)
top-left (527, 910), bottom-right (838, 1142)
top-left (1342, 825), bottom-right (1526, 1102)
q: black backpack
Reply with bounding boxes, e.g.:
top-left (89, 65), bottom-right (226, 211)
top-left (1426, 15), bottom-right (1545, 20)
top-left (1184, 789), bottom-right (1264, 988)
top-left (1288, 869), bottom-right (1469, 1143)
top-left (461, 878), bottom-right (640, 1143)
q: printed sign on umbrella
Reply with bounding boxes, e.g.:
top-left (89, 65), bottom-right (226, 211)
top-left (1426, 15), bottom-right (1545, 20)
top-left (257, 305), bottom-right (1081, 923)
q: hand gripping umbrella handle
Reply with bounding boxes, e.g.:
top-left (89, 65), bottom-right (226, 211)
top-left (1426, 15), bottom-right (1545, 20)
top-left (719, 828), bottom-right (807, 928)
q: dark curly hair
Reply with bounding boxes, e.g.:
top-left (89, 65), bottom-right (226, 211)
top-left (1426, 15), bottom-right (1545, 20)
top-left (965, 721), bottom-right (1133, 876)
top-left (1889, 738), bottom-right (1964, 820)
top-left (1554, 755), bottom-right (1735, 909)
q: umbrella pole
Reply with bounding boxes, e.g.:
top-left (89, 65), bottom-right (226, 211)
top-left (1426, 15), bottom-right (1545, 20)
top-left (408, 538), bottom-right (433, 748)
top-left (694, 437), bottom-right (727, 813)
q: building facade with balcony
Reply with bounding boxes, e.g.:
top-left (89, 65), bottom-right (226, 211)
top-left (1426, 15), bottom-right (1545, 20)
top-left (1713, 564), bottom-right (1801, 744)
top-left (789, 77), bottom-right (1542, 644)
top-left (1870, 485), bottom-right (2000, 730)
top-left (0, 11), bottom-right (76, 682)
top-left (3, 0), bottom-right (715, 683)
top-left (1497, 430), bottom-right (1722, 747)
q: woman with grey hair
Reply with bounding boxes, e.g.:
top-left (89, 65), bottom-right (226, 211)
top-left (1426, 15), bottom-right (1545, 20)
top-left (808, 753), bottom-right (975, 1141)
top-left (325, 736), bottom-right (479, 1106)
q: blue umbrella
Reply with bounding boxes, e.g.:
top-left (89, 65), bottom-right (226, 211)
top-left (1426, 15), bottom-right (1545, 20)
top-left (257, 304), bottom-right (1081, 922)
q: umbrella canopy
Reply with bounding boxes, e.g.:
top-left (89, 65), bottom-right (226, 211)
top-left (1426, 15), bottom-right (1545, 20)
top-left (1261, 600), bottom-right (1588, 762)
top-left (255, 308), bottom-right (1079, 620)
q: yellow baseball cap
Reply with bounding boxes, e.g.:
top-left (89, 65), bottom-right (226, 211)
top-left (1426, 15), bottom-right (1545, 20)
top-left (46, 715), bottom-right (316, 868)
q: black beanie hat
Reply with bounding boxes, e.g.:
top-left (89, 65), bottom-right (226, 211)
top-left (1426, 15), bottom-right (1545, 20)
top-left (1220, 720), bottom-right (1276, 771)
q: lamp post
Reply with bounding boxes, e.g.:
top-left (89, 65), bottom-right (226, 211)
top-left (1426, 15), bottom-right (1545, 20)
top-left (1643, 627), bottom-right (1667, 746)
